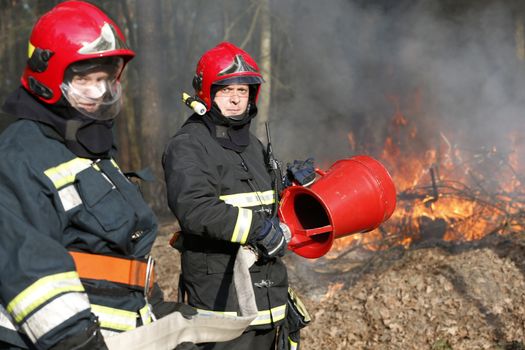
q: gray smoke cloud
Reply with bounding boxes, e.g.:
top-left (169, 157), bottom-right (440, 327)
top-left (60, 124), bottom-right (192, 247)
top-left (270, 0), bottom-right (525, 168)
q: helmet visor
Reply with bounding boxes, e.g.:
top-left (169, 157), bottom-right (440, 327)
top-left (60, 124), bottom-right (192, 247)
top-left (61, 58), bottom-right (124, 120)
top-left (214, 75), bottom-right (264, 86)
top-left (61, 79), bottom-right (122, 120)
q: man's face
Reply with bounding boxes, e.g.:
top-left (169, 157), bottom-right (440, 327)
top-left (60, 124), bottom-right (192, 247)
top-left (67, 70), bottom-right (112, 113)
top-left (213, 84), bottom-right (250, 118)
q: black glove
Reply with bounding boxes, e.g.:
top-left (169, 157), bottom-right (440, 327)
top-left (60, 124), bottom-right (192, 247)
top-left (49, 317), bottom-right (107, 350)
top-left (285, 158), bottom-right (316, 187)
top-left (252, 218), bottom-right (290, 259)
top-left (171, 302), bottom-right (198, 320)
top-left (148, 283), bottom-right (197, 320)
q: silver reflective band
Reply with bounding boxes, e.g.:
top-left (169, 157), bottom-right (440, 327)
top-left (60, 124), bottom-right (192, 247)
top-left (58, 184), bottom-right (82, 211)
top-left (0, 305), bottom-right (17, 331)
top-left (21, 292), bottom-right (90, 343)
top-left (196, 304), bottom-right (286, 326)
top-left (91, 304), bottom-right (139, 332)
top-left (230, 208), bottom-right (252, 244)
top-left (220, 190), bottom-right (275, 208)
top-left (78, 22), bottom-right (129, 54)
top-left (7, 272), bottom-right (85, 323)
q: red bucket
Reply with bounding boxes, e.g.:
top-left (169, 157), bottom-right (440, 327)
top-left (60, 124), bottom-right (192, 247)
top-left (278, 156), bottom-right (396, 258)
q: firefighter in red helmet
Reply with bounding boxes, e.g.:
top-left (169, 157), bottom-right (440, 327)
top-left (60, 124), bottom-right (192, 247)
top-left (163, 42), bottom-right (314, 349)
top-left (0, 2), bottom-right (194, 349)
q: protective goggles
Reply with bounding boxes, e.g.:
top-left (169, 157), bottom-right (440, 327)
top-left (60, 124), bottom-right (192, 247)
top-left (61, 59), bottom-right (124, 120)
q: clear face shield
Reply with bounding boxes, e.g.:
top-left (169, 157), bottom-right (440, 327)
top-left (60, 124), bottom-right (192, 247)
top-left (61, 57), bottom-right (124, 120)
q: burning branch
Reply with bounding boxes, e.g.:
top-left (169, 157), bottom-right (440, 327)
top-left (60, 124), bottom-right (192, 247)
top-left (328, 143), bottom-right (524, 258)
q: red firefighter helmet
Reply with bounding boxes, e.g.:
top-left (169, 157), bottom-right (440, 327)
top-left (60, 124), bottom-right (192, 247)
top-left (21, 0), bottom-right (135, 104)
top-left (193, 42), bottom-right (264, 111)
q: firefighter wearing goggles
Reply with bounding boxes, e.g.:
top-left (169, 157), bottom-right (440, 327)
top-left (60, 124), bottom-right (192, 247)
top-left (0, 2), bottom-right (188, 349)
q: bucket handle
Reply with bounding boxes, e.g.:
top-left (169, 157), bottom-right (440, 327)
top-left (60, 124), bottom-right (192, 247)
top-left (315, 168), bottom-right (326, 176)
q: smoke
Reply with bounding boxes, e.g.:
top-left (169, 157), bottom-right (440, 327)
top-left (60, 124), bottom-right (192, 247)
top-left (270, 0), bottom-right (525, 165)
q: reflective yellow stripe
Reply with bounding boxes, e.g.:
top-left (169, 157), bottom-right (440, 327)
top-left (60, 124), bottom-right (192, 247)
top-left (250, 304), bottom-right (286, 326)
top-left (91, 304), bottom-right (138, 332)
top-left (196, 304), bottom-right (287, 326)
top-left (196, 308), bottom-right (237, 317)
top-left (139, 304), bottom-right (153, 325)
top-left (7, 272), bottom-right (85, 323)
top-left (22, 292), bottom-right (90, 343)
top-left (230, 208), bottom-right (252, 244)
top-left (44, 158), bottom-right (93, 189)
top-left (289, 337), bottom-right (298, 350)
top-left (220, 190), bottom-right (275, 208)
top-left (288, 287), bottom-right (311, 322)
top-left (28, 42), bottom-right (35, 58)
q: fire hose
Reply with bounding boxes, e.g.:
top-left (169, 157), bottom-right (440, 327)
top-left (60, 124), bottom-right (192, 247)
top-left (107, 159), bottom-right (396, 346)
top-left (105, 247), bottom-right (258, 349)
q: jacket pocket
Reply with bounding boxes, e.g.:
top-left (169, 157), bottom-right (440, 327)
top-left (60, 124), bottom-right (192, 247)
top-left (74, 167), bottom-right (129, 231)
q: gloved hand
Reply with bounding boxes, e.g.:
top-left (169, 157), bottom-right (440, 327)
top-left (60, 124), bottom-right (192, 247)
top-left (172, 302), bottom-right (198, 320)
top-left (252, 217), bottom-right (291, 259)
top-left (285, 157), bottom-right (316, 187)
top-left (49, 317), bottom-right (107, 350)
top-left (149, 283), bottom-right (197, 320)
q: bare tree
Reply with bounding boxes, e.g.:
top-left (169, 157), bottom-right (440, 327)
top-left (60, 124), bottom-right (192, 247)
top-left (255, 0), bottom-right (272, 140)
top-left (135, 0), bottom-right (168, 212)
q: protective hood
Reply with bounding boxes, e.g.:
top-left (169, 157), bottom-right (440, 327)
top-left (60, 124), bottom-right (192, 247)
top-left (195, 101), bottom-right (257, 153)
top-left (2, 87), bottom-right (115, 159)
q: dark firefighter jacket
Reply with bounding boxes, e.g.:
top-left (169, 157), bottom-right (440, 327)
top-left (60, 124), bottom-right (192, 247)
top-left (0, 117), bottom-right (158, 349)
top-left (162, 115), bottom-right (288, 330)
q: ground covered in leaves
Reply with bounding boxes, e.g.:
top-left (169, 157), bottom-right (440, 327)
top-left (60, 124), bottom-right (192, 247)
top-left (152, 220), bottom-right (525, 350)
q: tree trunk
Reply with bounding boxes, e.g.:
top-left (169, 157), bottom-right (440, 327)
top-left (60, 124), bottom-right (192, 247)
top-left (516, 16), bottom-right (525, 61)
top-left (135, 1), bottom-right (168, 213)
top-left (255, 0), bottom-right (272, 141)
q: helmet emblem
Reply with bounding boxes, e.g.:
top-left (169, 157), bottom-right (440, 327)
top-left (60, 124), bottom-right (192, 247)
top-left (218, 54), bottom-right (257, 76)
top-left (78, 22), bottom-right (129, 55)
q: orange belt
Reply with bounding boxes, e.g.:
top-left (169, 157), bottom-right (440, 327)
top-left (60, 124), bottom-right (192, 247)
top-left (69, 251), bottom-right (155, 291)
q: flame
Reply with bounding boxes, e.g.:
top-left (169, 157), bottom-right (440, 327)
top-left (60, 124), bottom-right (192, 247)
top-left (331, 94), bottom-right (524, 255)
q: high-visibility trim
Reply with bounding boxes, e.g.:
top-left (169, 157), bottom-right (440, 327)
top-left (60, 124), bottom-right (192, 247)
top-left (58, 184), bottom-right (82, 211)
top-left (69, 251), bottom-right (155, 290)
top-left (91, 304), bottom-right (138, 332)
top-left (7, 271), bottom-right (85, 323)
top-left (28, 42), bottom-right (35, 58)
top-left (220, 190), bottom-right (275, 208)
top-left (289, 337), bottom-right (298, 350)
top-left (195, 308), bottom-right (237, 318)
top-left (110, 159), bottom-right (120, 169)
top-left (139, 304), bottom-right (153, 326)
top-left (230, 208), bottom-right (252, 244)
top-left (196, 304), bottom-right (287, 326)
top-left (0, 305), bottom-right (17, 331)
top-left (21, 292), bottom-right (90, 343)
top-left (250, 304), bottom-right (286, 326)
top-left (44, 158), bottom-right (93, 189)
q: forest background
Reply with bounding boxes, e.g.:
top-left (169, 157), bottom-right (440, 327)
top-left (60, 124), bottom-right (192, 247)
top-left (1, 0), bottom-right (524, 215)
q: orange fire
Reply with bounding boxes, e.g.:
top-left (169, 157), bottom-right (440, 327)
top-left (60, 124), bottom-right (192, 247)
top-left (326, 97), bottom-right (524, 257)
